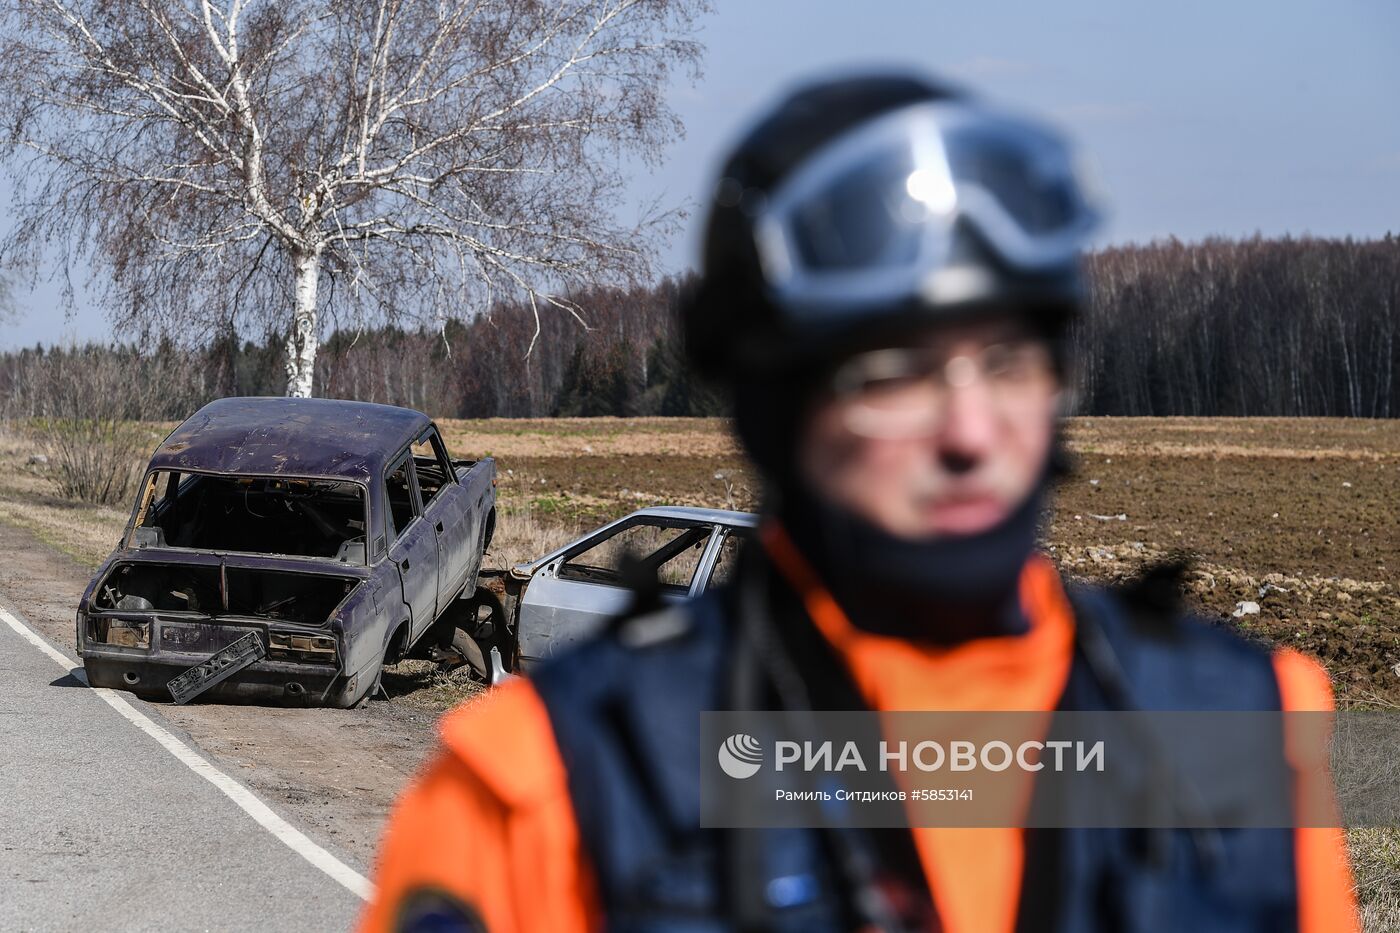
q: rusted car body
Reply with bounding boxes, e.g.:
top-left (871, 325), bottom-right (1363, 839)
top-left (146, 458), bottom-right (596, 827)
top-left (77, 397), bottom-right (496, 707)
top-left (486, 506), bottom-right (755, 676)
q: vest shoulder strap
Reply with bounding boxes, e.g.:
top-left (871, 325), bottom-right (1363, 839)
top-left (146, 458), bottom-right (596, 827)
top-left (1063, 574), bottom-right (1283, 712)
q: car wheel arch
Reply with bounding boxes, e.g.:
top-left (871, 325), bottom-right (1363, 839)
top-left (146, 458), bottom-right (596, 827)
top-left (384, 618), bottom-right (412, 663)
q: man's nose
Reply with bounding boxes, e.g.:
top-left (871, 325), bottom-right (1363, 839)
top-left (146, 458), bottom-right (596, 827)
top-left (933, 378), bottom-right (998, 473)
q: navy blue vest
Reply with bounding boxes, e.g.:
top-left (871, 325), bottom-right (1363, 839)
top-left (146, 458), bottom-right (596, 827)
top-left (530, 566), bottom-right (1298, 933)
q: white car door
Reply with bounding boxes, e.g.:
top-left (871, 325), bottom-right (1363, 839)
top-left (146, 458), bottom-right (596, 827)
top-left (515, 517), bottom-right (717, 665)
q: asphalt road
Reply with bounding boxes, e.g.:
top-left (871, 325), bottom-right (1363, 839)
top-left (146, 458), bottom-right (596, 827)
top-left (0, 597), bottom-right (364, 932)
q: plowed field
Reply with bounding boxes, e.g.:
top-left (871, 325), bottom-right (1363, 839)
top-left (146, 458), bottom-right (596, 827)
top-left (438, 416), bottom-right (1400, 705)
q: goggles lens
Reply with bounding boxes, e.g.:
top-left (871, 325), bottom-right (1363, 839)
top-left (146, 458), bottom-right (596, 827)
top-left (756, 102), bottom-right (1100, 309)
top-left (944, 123), bottom-right (1085, 235)
top-left (788, 145), bottom-right (925, 272)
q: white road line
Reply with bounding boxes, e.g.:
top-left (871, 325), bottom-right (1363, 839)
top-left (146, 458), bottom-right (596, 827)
top-left (0, 604), bottom-right (373, 902)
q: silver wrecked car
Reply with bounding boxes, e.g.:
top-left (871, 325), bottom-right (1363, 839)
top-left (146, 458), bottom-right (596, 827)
top-left (472, 506), bottom-right (755, 680)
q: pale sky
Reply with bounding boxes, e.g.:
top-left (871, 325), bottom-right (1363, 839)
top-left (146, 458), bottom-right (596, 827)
top-left (3, 0), bottom-right (1398, 349)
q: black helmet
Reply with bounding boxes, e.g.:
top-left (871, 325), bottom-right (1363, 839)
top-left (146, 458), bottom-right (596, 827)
top-left (683, 72), bottom-right (1101, 382)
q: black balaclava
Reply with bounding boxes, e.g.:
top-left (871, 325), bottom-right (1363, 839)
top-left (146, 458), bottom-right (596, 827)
top-left (735, 371), bottom-right (1052, 646)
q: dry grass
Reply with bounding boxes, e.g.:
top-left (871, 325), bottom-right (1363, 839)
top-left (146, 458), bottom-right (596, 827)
top-left (1063, 416), bottom-right (1400, 459)
top-left (1352, 828), bottom-right (1400, 930)
top-left (437, 416), bottom-right (740, 459)
top-left (0, 429), bottom-right (130, 567)
top-left (485, 504), bottom-right (584, 572)
top-left (380, 658), bottom-right (490, 711)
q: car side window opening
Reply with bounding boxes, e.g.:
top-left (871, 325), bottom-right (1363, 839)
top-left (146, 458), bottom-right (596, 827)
top-left (153, 470), bottom-right (179, 503)
top-left (558, 522), bottom-right (714, 591)
top-left (708, 529), bottom-right (750, 587)
top-left (411, 428), bottom-right (454, 507)
top-left (385, 455), bottom-right (422, 542)
top-left (134, 470), bottom-right (180, 544)
top-left (135, 470), bottom-right (182, 527)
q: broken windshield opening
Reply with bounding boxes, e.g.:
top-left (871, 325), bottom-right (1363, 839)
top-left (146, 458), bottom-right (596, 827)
top-left (131, 470), bottom-right (369, 563)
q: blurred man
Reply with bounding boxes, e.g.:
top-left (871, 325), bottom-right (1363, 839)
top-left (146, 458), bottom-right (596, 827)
top-left (361, 72), bottom-right (1357, 932)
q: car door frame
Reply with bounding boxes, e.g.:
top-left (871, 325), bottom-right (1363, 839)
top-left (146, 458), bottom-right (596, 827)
top-left (383, 448), bottom-right (440, 642)
top-left (691, 523), bottom-right (749, 595)
top-left (515, 514), bottom-right (717, 664)
top-left (412, 424), bottom-right (475, 609)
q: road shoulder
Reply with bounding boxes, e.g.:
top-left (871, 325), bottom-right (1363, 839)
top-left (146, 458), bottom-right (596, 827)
top-left (0, 519), bottom-right (441, 869)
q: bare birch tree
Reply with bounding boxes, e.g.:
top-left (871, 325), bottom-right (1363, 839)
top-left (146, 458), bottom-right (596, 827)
top-left (0, 0), bottom-right (704, 396)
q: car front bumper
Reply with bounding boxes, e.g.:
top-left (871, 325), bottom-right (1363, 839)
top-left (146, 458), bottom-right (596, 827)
top-left (82, 643), bottom-right (350, 705)
top-left (78, 613), bottom-right (373, 706)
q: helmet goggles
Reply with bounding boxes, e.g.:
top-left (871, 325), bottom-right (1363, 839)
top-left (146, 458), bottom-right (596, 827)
top-left (749, 100), bottom-right (1101, 316)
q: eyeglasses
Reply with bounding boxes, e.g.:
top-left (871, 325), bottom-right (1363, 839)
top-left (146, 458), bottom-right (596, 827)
top-left (829, 340), bottom-right (1057, 438)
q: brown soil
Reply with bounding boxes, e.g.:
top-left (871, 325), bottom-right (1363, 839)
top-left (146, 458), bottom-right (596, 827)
top-left (1049, 421), bottom-right (1400, 706)
top-left (479, 417), bottom-right (1400, 706)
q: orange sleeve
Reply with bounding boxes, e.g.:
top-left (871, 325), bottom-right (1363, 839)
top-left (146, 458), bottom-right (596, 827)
top-left (1273, 649), bottom-right (1360, 933)
top-left (358, 681), bottom-right (600, 933)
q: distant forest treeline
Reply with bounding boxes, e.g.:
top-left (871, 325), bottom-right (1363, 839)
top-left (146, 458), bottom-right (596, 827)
top-left (1074, 236), bottom-right (1398, 417)
top-left (2, 235), bottom-right (1397, 420)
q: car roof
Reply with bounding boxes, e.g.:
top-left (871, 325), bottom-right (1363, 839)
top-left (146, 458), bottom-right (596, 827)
top-left (515, 505), bottom-right (757, 575)
top-left (627, 505), bottom-right (758, 527)
top-left (148, 397), bottom-right (431, 482)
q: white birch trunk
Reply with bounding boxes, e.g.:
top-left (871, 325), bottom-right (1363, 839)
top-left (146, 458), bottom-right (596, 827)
top-left (284, 248), bottom-right (322, 398)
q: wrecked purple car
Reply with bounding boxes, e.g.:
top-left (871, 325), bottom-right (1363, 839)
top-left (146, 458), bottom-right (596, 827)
top-left (76, 397), bottom-right (496, 707)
